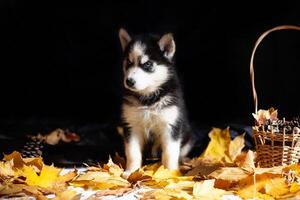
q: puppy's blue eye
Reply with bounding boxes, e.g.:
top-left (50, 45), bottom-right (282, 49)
top-left (142, 61), bottom-right (153, 72)
top-left (145, 61), bottom-right (152, 67)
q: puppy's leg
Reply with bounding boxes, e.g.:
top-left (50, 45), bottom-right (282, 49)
top-left (123, 132), bottom-right (143, 178)
top-left (179, 139), bottom-right (194, 163)
top-left (161, 129), bottom-right (180, 170)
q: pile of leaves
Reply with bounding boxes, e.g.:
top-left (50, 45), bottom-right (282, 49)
top-left (0, 151), bottom-right (79, 199)
top-left (2, 128), bottom-right (300, 199)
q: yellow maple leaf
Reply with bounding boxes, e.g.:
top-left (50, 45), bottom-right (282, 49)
top-left (165, 180), bottom-right (195, 190)
top-left (153, 165), bottom-right (180, 180)
top-left (238, 179), bottom-right (270, 199)
top-left (23, 164), bottom-right (62, 188)
top-left (290, 182), bottom-right (300, 193)
top-left (265, 177), bottom-right (289, 197)
top-left (238, 177), bottom-right (289, 199)
top-left (238, 173), bottom-right (287, 199)
top-left (136, 163), bottom-right (193, 189)
top-left (228, 133), bottom-right (245, 162)
top-left (200, 128), bottom-right (232, 162)
top-left (142, 162), bottom-right (161, 176)
top-left (284, 164), bottom-right (300, 175)
top-left (144, 188), bottom-right (193, 200)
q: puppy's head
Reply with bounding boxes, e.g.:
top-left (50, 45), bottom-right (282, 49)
top-left (119, 28), bottom-right (176, 95)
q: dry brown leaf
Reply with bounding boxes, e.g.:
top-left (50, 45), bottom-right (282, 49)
top-left (70, 171), bottom-right (130, 190)
top-left (113, 152), bottom-right (126, 169)
top-left (3, 151), bottom-right (24, 168)
top-left (58, 169), bottom-right (78, 183)
top-left (236, 150), bottom-right (256, 170)
top-left (103, 157), bottom-right (124, 177)
top-left (254, 166), bottom-right (284, 175)
top-left (209, 167), bottom-right (250, 181)
top-left (252, 108), bottom-right (278, 125)
top-left (127, 170), bottom-right (152, 184)
top-left (0, 183), bottom-right (24, 196)
top-left (86, 166), bottom-right (102, 172)
top-left (185, 158), bottom-right (224, 176)
top-left (95, 187), bottom-right (133, 197)
top-left (193, 179), bottom-right (228, 199)
top-left (75, 171), bottom-right (110, 181)
top-left (23, 157), bottom-right (44, 171)
top-left (0, 183), bottom-right (50, 199)
top-left (53, 190), bottom-right (81, 200)
top-left (22, 185), bottom-right (44, 197)
top-left (0, 160), bottom-right (15, 177)
top-left (3, 151), bottom-right (43, 171)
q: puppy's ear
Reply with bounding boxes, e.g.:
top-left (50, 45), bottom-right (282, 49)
top-left (119, 28), bottom-right (132, 51)
top-left (158, 33), bottom-right (176, 60)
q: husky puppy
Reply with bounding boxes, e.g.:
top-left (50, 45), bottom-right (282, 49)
top-left (118, 28), bottom-right (193, 177)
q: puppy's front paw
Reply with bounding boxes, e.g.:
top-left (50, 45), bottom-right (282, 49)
top-left (121, 170), bottom-right (133, 179)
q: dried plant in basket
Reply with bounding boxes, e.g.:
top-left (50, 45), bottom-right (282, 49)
top-left (250, 25), bottom-right (300, 167)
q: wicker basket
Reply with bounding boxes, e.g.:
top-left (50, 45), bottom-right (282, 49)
top-left (250, 25), bottom-right (300, 167)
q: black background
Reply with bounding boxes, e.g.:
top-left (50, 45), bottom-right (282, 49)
top-left (1, 1), bottom-right (300, 132)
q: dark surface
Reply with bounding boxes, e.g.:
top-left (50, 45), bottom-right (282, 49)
top-left (0, 1), bottom-right (299, 164)
top-left (0, 121), bottom-right (253, 166)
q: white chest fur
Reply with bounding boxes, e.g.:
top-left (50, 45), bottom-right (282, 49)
top-left (122, 99), bottom-right (179, 138)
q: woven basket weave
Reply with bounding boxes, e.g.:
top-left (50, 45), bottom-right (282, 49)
top-left (250, 25), bottom-right (300, 167)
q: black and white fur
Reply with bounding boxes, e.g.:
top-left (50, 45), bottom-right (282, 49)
top-left (119, 28), bottom-right (193, 177)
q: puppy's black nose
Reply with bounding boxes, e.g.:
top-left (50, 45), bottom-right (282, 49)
top-left (126, 78), bottom-right (135, 88)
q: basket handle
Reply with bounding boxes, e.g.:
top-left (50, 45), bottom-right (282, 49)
top-left (250, 25), bottom-right (300, 114)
